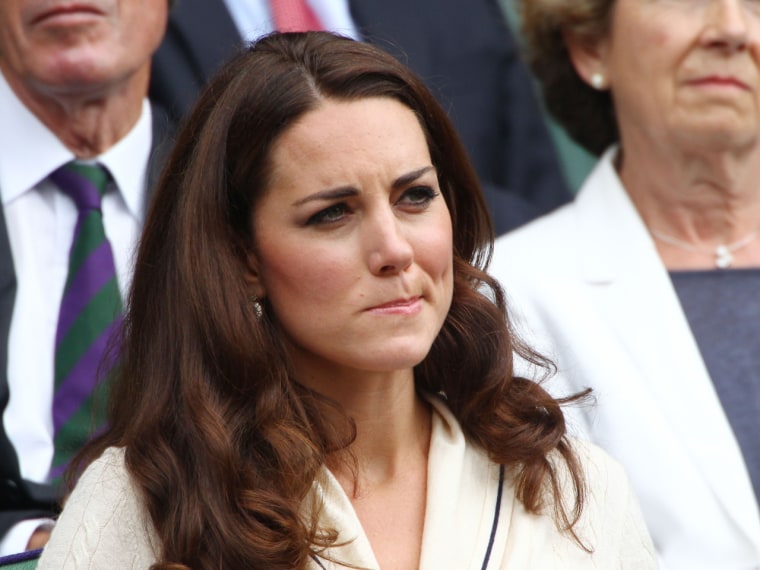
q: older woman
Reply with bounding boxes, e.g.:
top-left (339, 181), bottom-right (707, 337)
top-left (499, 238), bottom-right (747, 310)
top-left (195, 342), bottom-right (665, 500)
top-left (492, 1), bottom-right (760, 569)
top-left (35, 33), bottom-right (655, 569)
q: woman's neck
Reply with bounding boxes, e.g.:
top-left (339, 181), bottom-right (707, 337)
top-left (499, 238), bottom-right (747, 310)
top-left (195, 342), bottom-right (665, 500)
top-left (617, 138), bottom-right (760, 270)
top-left (324, 374), bottom-right (432, 492)
top-left (323, 377), bottom-right (432, 570)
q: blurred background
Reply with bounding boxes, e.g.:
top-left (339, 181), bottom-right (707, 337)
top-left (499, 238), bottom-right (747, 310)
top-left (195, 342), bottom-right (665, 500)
top-left (499, 0), bottom-right (595, 192)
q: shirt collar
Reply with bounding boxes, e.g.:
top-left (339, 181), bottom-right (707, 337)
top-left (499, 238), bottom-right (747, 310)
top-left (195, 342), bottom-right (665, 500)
top-left (0, 71), bottom-right (73, 205)
top-left (0, 70), bottom-right (153, 221)
top-left (98, 99), bottom-right (153, 221)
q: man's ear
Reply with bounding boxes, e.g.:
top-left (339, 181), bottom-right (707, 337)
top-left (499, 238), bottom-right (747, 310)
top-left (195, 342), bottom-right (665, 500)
top-left (244, 251), bottom-right (267, 300)
top-left (563, 31), bottom-right (611, 90)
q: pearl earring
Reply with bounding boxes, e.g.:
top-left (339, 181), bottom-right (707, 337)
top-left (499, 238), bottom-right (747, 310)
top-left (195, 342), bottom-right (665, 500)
top-left (590, 72), bottom-right (606, 90)
top-left (249, 294), bottom-right (263, 319)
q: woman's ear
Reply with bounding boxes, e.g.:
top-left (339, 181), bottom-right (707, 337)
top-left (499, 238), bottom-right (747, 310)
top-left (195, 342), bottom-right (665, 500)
top-left (244, 251), bottom-right (267, 300)
top-left (563, 31), bottom-right (611, 90)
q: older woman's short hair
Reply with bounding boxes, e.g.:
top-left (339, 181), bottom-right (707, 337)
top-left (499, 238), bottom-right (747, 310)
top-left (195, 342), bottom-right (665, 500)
top-left (518, 0), bottom-right (617, 155)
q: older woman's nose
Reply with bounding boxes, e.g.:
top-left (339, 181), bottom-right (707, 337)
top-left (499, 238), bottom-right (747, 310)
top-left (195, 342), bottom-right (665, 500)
top-left (702, 0), bottom-right (750, 51)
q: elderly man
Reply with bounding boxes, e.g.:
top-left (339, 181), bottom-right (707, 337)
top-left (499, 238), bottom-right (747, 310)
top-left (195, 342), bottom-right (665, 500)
top-left (0, 0), bottom-right (171, 554)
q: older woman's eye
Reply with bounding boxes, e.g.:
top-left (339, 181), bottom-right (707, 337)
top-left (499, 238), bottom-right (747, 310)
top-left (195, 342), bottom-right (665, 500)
top-left (306, 203), bottom-right (350, 225)
top-left (398, 186), bottom-right (439, 208)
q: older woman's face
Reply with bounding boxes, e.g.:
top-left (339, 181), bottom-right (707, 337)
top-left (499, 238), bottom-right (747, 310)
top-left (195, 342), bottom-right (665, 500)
top-left (593, 0), bottom-right (760, 151)
top-left (248, 97), bottom-right (453, 382)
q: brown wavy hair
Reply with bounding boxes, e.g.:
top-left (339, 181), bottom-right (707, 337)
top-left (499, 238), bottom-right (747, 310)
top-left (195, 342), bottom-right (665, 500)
top-left (518, 0), bottom-right (617, 155)
top-left (73, 32), bottom-right (586, 568)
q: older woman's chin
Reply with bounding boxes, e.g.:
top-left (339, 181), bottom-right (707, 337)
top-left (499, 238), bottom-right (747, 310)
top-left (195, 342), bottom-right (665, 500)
top-left (667, 118), bottom-right (760, 153)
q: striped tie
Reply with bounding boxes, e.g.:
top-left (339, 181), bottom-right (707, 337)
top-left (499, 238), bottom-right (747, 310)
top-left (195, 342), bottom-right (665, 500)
top-left (48, 162), bottom-right (123, 480)
top-left (270, 0), bottom-right (323, 32)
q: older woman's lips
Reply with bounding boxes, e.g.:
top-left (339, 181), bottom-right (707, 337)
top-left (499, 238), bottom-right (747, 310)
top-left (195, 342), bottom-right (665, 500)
top-left (366, 296), bottom-right (423, 315)
top-left (687, 76), bottom-right (750, 91)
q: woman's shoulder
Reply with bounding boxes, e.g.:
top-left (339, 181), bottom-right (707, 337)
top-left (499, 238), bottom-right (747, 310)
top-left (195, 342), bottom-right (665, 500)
top-left (552, 438), bottom-right (634, 520)
top-left (557, 438), bottom-right (658, 567)
top-left (84, 445), bottom-right (128, 476)
top-left (494, 437), bottom-right (658, 568)
top-left (37, 447), bottom-right (159, 569)
top-left (492, 149), bottom-right (623, 273)
top-left (568, 437), bottom-right (625, 484)
top-left (65, 447), bottom-right (134, 505)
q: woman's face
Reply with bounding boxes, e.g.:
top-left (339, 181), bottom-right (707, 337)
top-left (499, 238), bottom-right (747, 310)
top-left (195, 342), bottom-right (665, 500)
top-left (249, 97), bottom-right (454, 384)
top-left (581, 0), bottom-right (760, 152)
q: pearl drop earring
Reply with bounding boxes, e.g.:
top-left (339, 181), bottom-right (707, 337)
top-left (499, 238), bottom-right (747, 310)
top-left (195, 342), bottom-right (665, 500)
top-left (590, 72), bottom-right (606, 90)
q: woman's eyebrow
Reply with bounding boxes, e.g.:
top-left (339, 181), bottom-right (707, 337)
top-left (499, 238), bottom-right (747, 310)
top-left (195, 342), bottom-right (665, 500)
top-left (291, 166), bottom-right (435, 206)
top-left (392, 166), bottom-right (435, 190)
top-left (291, 187), bottom-right (358, 206)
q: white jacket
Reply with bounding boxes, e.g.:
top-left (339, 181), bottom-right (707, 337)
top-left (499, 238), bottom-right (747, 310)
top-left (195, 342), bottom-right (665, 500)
top-left (492, 148), bottom-right (760, 570)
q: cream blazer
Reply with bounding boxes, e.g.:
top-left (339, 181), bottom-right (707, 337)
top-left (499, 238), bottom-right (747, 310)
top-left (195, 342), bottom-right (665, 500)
top-left (38, 396), bottom-right (655, 569)
top-left (491, 148), bottom-right (760, 570)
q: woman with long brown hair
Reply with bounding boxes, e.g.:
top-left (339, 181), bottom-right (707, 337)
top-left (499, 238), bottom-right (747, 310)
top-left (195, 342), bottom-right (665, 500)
top-left (38, 32), bottom-right (655, 569)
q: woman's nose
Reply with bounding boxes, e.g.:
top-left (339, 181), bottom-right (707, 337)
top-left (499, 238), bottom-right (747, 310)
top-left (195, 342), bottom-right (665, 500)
top-left (365, 210), bottom-right (414, 275)
top-left (701, 0), bottom-right (750, 52)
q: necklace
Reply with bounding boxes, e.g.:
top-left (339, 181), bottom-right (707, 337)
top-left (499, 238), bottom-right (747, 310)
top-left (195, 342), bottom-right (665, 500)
top-left (649, 228), bottom-right (759, 269)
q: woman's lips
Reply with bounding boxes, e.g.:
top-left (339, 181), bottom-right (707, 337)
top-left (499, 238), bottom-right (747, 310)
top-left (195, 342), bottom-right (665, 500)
top-left (366, 296), bottom-right (423, 315)
top-left (687, 75), bottom-right (750, 91)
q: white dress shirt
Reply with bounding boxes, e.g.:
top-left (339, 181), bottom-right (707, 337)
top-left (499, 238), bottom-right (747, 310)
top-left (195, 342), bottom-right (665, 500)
top-left (0, 71), bottom-right (151, 554)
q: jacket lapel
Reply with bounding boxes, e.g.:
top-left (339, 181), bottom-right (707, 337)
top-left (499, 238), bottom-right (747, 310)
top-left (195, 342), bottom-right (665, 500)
top-left (418, 398), bottom-right (511, 570)
top-left (0, 201), bottom-right (20, 480)
top-left (575, 151), bottom-right (760, 540)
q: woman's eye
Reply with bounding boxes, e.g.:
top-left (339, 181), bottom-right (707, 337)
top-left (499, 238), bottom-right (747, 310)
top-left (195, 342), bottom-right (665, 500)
top-left (398, 186), bottom-right (439, 207)
top-left (306, 203), bottom-right (350, 225)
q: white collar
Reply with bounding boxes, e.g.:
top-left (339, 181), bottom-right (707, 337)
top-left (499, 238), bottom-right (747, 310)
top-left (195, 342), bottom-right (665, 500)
top-left (0, 71), bottom-right (152, 220)
top-left (307, 396), bottom-right (509, 569)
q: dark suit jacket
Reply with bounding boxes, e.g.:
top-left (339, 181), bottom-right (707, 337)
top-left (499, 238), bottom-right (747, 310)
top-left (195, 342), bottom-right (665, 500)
top-left (0, 105), bottom-right (173, 541)
top-left (149, 0), bottom-right (572, 235)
